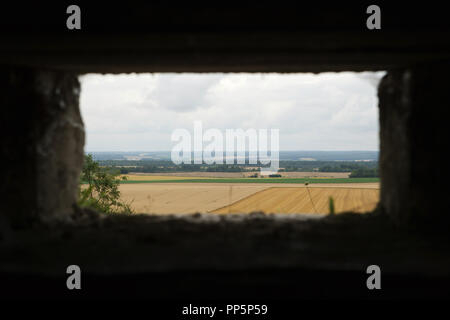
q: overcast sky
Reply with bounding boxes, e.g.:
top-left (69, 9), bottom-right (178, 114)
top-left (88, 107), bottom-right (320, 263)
top-left (79, 72), bottom-right (384, 152)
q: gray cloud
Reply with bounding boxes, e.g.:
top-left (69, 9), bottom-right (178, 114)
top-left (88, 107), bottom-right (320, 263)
top-left (80, 72), bottom-right (382, 151)
top-left (145, 73), bottom-right (223, 112)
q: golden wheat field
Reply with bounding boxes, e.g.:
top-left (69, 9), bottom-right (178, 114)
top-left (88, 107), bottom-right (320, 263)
top-left (118, 182), bottom-right (379, 215)
top-left (212, 186), bottom-right (379, 214)
top-left (119, 183), bottom-right (269, 214)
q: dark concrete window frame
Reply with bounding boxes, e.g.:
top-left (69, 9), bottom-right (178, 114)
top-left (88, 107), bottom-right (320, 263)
top-left (1, 3), bottom-right (450, 299)
top-left (1, 66), bottom-right (449, 282)
top-left (1, 67), bottom-right (445, 228)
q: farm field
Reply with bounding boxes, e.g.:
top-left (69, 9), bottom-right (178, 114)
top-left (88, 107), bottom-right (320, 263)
top-left (118, 182), bottom-right (379, 215)
top-left (119, 183), bottom-right (269, 214)
top-left (212, 186), bottom-right (379, 214)
top-left (120, 174), bottom-right (212, 181)
top-left (119, 174), bottom-right (379, 185)
top-left (125, 171), bottom-right (351, 178)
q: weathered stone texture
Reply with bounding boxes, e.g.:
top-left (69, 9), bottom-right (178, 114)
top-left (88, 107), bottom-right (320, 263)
top-left (0, 68), bottom-right (84, 226)
top-left (378, 64), bottom-right (450, 228)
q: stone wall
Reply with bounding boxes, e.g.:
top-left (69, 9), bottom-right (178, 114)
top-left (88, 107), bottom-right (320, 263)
top-left (378, 64), bottom-right (450, 228)
top-left (0, 68), bottom-right (84, 226)
top-left (2, 64), bottom-right (449, 230)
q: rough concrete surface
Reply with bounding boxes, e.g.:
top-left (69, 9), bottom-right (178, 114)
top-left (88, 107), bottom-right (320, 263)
top-left (0, 68), bottom-right (84, 226)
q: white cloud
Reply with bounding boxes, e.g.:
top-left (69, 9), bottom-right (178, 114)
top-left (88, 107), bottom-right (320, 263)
top-left (79, 72), bottom-right (384, 151)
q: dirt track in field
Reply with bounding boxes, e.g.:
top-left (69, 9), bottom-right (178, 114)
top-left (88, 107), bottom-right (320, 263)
top-left (119, 182), bottom-right (379, 214)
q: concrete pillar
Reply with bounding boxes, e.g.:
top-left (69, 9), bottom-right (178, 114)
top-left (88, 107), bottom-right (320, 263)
top-left (0, 67), bottom-right (84, 226)
top-left (378, 64), bottom-right (450, 228)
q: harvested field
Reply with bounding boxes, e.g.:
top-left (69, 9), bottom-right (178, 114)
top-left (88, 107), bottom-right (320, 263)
top-left (126, 172), bottom-right (247, 178)
top-left (119, 183), bottom-right (269, 214)
top-left (125, 171), bottom-right (350, 178)
top-left (120, 174), bottom-right (211, 181)
top-left (119, 182), bottom-right (379, 214)
top-left (212, 187), bottom-right (379, 214)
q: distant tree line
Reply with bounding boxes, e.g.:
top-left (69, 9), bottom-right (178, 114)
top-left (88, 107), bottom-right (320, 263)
top-left (280, 160), bottom-right (378, 173)
top-left (98, 159), bottom-right (379, 177)
top-left (349, 167), bottom-right (379, 178)
top-left (113, 164), bottom-right (248, 174)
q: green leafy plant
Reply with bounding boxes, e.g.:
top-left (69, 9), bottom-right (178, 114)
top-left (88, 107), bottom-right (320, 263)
top-left (78, 154), bottom-right (133, 214)
top-left (328, 196), bottom-right (335, 215)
